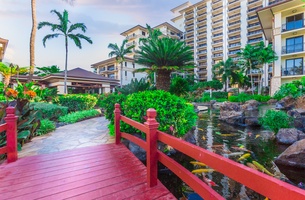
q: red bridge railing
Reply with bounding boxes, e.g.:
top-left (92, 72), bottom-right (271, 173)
top-left (0, 107), bottom-right (18, 163)
top-left (114, 104), bottom-right (305, 200)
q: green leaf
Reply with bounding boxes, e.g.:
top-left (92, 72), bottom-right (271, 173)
top-left (18, 130), bottom-right (31, 139)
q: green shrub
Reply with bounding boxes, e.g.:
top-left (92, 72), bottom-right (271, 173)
top-left (35, 119), bottom-right (56, 136)
top-left (228, 95), bottom-right (239, 102)
top-left (32, 102), bottom-right (68, 121)
top-left (252, 95), bottom-right (271, 102)
top-left (122, 90), bottom-right (197, 137)
top-left (191, 80), bottom-right (223, 91)
top-left (209, 91), bottom-right (228, 99)
top-left (57, 94), bottom-right (97, 112)
top-left (259, 110), bottom-right (292, 133)
top-left (228, 93), bottom-right (270, 103)
top-left (59, 109), bottom-right (100, 124)
top-left (101, 93), bottom-right (127, 122)
top-left (0, 95), bottom-right (5, 101)
top-left (170, 77), bottom-right (190, 96)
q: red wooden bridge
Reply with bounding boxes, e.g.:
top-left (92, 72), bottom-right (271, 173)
top-left (1, 105), bottom-right (305, 200)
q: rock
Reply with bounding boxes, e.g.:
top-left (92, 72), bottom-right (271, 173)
top-left (241, 100), bottom-right (260, 111)
top-left (260, 130), bottom-right (275, 141)
top-left (267, 99), bottom-right (278, 105)
top-left (275, 139), bottom-right (305, 169)
top-left (219, 102), bottom-right (244, 125)
top-left (276, 96), bottom-right (296, 110)
top-left (296, 95), bottom-right (305, 110)
top-left (197, 105), bottom-right (208, 111)
top-left (276, 128), bottom-right (305, 145)
top-left (245, 117), bottom-right (259, 126)
top-left (287, 109), bottom-right (305, 132)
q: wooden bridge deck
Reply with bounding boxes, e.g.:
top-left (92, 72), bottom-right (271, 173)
top-left (0, 144), bottom-right (175, 200)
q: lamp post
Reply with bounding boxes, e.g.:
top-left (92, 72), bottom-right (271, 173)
top-left (0, 38), bottom-right (9, 62)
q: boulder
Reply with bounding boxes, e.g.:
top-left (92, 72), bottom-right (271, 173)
top-left (241, 100), bottom-right (260, 111)
top-left (245, 117), bottom-right (259, 127)
top-left (287, 109), bottom-right (305, 132)
top-left (260, 130), bottom-right (275, 141)
top-left (267, 99), bottom-right (278, 105)
top-left (276, 128), bottom-right (305, 145)
top-left (219, 102), bottom-right (244, 125)
top-left (275, 139), bottom-right (305, 169)
top-left (276, 96), bottom-right (296, 110)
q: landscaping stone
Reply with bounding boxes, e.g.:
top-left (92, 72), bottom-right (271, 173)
top-left (267, 99), bottom-right (277, 105)
top-left (219, 102), bottom-right (244, 125)
top-left (275, 139), bottom-right (305, 169)
top-left (241, 100), bottom-right (259, 111)
top-left (276, 96), bottom-right (296, 110)
top-left (276, 128), bottom-right (305, 145)
top-left (245, 117), bottom-right (260, 127)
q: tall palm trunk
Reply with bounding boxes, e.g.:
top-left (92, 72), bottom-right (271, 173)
top-left (120, 62), bottom-right (123, 88)
top-left (64, 37), bottom-right (68, 94)
top-left (29, 0), bottom-right (37, 82)
top-left (249, 64), bottom-right (254, 95)
top-left (156, 69), bottom-right (171, 91)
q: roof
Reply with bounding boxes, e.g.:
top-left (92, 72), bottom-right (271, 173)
top-left (153, 22), bottom-right (182, 34)
top-left (91, 56), bottom-right (134, 68)
top-left (170, 1), bottom-right (192, 14)
top-left (120, 25), bottom-right (147, 36)
top-left (46, 67), bottom-right (118, 83)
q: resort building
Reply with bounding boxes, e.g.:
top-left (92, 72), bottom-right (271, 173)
top-left (12, 68), bottom-right (119, 94)
top-left (258, 0), bottom-right (305, 95)
top-left (0, 37), bottom-right (9, 62)
top-left (170, 0), bottom-right (280, 88)
top-left (91, 57), bottom-right (146, 86)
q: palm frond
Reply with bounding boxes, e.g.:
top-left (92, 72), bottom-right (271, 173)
top-left (68, 34), bottom-right (82, 49)
top-left (42, 34), bottom-right (62, 47)
top-left (75, 33), bottom-right (92, 44)
top-left (68, 23), bottom-right (87, 33)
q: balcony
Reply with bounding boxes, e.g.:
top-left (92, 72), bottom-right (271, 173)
top-left (228, 6), bottom-right (240, 12)
top-left (228, 42), bottom-right (241, 48)
top-left (197, 50), bottom-right (207, 54)
top-left (197, 43), bottom-right (207, 48)
top-left (269, 0), bottom-right (285, 6)
top-left (213, 47), bottom-right (223, 52)
top-left (213, 53), bottom-right (223, 58)
top-left (282, 66), bottom-right (305, 76)
top-left (282, 43), bottom-right (305, 54)
top-left (212, 27), bottom-right (223, 32)
top-left (248, 22), bottom-right (260, 28)
top-left (248, 6), bottom-right (262, 13)
top-left (198, 56), bottom-right (207, 61)
top-left (228, 0), bottom-right (239, 4)
top-left (228, 13), bottom-right (240, 20)
top-left (212, 39), bottom-right (223, 44)
top-left (248, 37), bottom-right (263, 43)
top-left (247, 30), bottom-right (262, 36)
top-left (282, 19), bottom-right (305, 32)
top-left (185, 23), bottom-right (194, 28)
top-left (228, 50), bottom-right (240, 55)
top-left (228, 35), bottom-right (240, 41)
top-left (197, 38), bottom-right (206, 43)
top-left (228, 20), bottom-right (241, 27)
top-left (228, 28), bottom-right (241, 34)
top-left (213, 33), bottom-right (223, 38)
top-left (247, 15), bottom-right (257, 21)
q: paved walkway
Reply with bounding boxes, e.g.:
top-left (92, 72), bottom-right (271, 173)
top-left (18, 117), bottom-right (114, 158)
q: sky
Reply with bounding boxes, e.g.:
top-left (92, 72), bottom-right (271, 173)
top-left (0, 0), bottom-right (195, 72)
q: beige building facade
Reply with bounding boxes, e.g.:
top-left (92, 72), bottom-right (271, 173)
top-left (258, 0), bottom-right (305, 95)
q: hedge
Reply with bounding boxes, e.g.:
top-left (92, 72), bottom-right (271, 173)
top-left (32, 102), bottom-right (68, 121)
top-left (57, 94), bottom-right (97, 112)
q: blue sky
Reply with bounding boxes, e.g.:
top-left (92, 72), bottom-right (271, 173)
top-left (0, 0), bottom-right (194, 72)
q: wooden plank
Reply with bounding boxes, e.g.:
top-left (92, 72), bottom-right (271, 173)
top-left (1, 161), bottom-right (145, 199)
top-left (0, 157), bottom-right (142, 193)
top-left (121, 116), bottom-right (148, 133)
top-left (156, 193), bottom-right (178, 200)
top-left (0, 145), bottom-right (128, 175)
top-left (0, 146), bottom-right (7, 155)
top-left (0, 123), bottom-right (7, 133)
top-left (121, 132), bottom-right (147, 150)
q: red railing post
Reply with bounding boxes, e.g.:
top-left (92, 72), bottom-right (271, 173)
top-left (114, 103), bottom-right (121, 145)
top-left (144, 108), bottom-right (159, 187)
top-left (4, 107), bottom-right (18, 163)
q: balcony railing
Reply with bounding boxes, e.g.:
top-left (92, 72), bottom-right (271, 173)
top-left (229, 6), bottom-right (240, 12)
top-left (197, 44), bottom-right (207, 48)
top-left (248, 22), bottom-right (260, 28)
top-left (213, 53), bottom-right (223, 58)
top-left (248, 37), bottom-right (263, 43)
top-left (269, 0), bottom-right (285, 5)
top-left (229, 13), bottom-right (240, 19)
top-left (228, 36), bottom-right (240, 41)
top-left (197, 50), bottom-right (207, 54)
top-left (247, 15), bottom-right (257, 20)
top-left (229, 28), bottom-right (241, 33)
top-left (282, 19), bottom-right (305, 32)
top-left (213, 47), bottom-right (223, 51)
top-left (228, 50), bottom-right (240, 55)
top-left (248, 6), bottom-right (262, 12)
top-left (282, 43), bottom-right (305, 54)
top-left (213, 33), bottom-right (223, 38)
top-left (212, 13), bottom-right (222, 18)
top-left (247, 30), bottom-right (262, 36)
top-left (229, 0), bottom-right (239, 4)
top-left (228, 42), bottom-right (241, 48)
top-left (282, 66), bottom-right (305, 76)
top-left (228, 20), bottom-right (241, 26)
top-left (248, 0), bottom-right (258, 5)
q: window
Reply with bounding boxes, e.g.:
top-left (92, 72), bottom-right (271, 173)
top-left (125, 62), bottom-right (127, 67)
top-left (286, 13), bottom-right (303, 31)
top-left (283, 58), bottom-right (303, 76)
top-left (132, 63), bottom-right (135, 68)
top-left (125, 71), bottom-right (127, 76)
top-left (142, 31), bottom-right (146, 36)
top-left (285, 36), bottom-right (303, 54)
top-left (133, 72), bottom-right (135, 77)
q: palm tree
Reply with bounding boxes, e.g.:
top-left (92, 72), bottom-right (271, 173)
top-left (108, 40), bottom-right (135, 87)
top-left (0, 62), bottom-right (28, 87)
top-left (135, 28), bottom-right (193, 91)
top-left (212, 57), bottom-right (238, 92)
top-left (38, 9), bottom-right (92, 94)
top-left (36, 65), bottom-right (61, 76)
top-left (231, 71), bottom-right (250, 94)
top-left (29, 0), bottom-right (75, 82)
top-left (237, 44), bottom-right (260, 95)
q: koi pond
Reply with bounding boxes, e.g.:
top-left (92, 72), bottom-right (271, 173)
top-left (159, 105), bottom-right (303, 199)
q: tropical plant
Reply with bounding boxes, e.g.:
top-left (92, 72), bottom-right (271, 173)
top-left (59, 109), bottom-right (100, 124)
top-left (57, 94), bottom-right (97, 112)
top-left (116, 78), bottom-right (155, 95)
top-left (101, 93), bottom-right (127, 123)
top-left (108, 39), bottom-right (135, 87)
top-left (29, 0), bottom-right (75, 81)
top-left (273, 77), bottom-right (305, 100)
top-left (35, 65), bottom-right (61, 76)
top-left (212, 57), bottom-right (239, 92)
top-left (122, 90), bottom-right (197, 137)
top-left (35, 119), bottom-right (56, 136)
top-left (230, 71), bottom-right (251, 93)
top-left (135, 25), bottom-right (194, 91)
top-left (38, 9), bottom-right (93, 94)
top-left (259, 110), bottom-right (292, 134)
top-left (32, 102), bottom-right (68, 121)
top-left (0, 63), bottom-right (28, 87)
top-left (169, 77), bottom-right (190, 96)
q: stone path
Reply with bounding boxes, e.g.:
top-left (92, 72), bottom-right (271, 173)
top-left (18, 117), bottom-right (114, 158)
